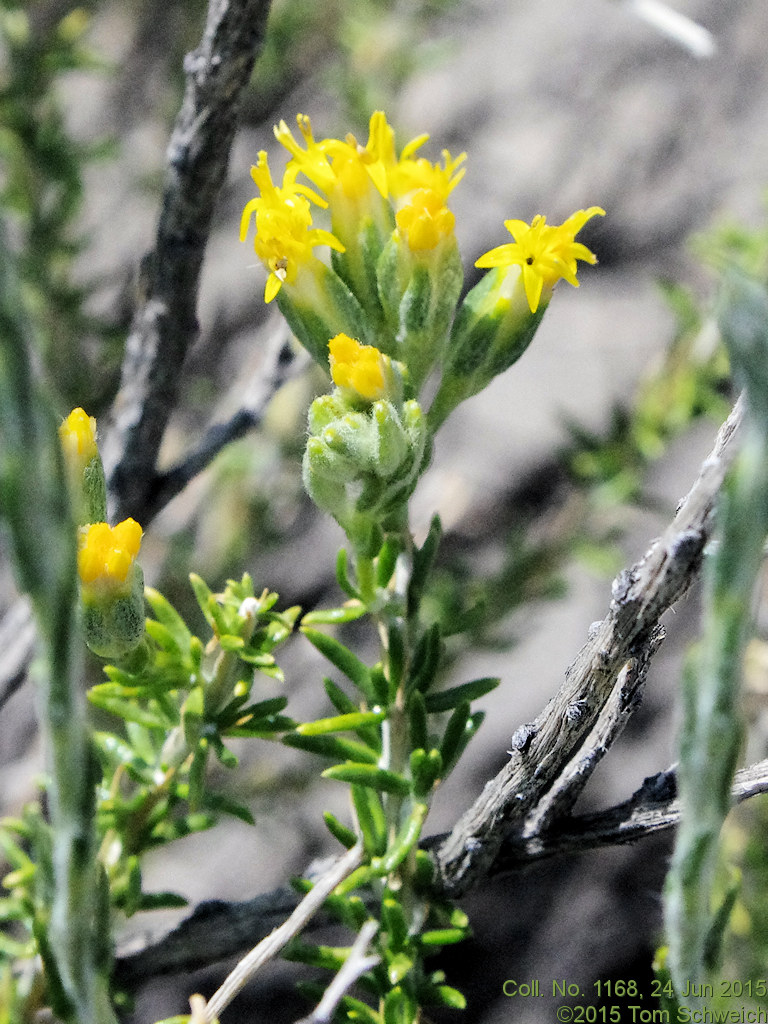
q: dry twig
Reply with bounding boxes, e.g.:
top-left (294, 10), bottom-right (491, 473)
top-left (203, 843), bottom-right (364, 1022)
top-left (102, 0), bottom-right (273, 525)
top-left (433, 396), bottom-right (744, 895)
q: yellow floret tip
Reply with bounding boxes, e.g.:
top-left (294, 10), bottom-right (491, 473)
top-left (475, 206), bottom-right (605, 313)
top-left (59, 407), bottom-right (98, 464)
top-left (329, 334), bottom-right (387, 402)
top-left (78, 519), bottom-right (143, 589)
top-left (395, 188), bottom-right (456, 251)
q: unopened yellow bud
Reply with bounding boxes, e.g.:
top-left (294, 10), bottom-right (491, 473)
top-left (59, 407), bottom-right (98, 467)
top-left (78, 519), bottom-right (143, 593)
top-left (395, 189), bottom-right (455, 251)
top-left (59, 407), bottom-right (107, 524)
top-left (329, 334), bottom-right (388, 402)
top-left (77, 518), bottom-right (145, 660)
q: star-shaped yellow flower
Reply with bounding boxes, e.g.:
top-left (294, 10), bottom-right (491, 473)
top-left (240, 151), bottom-right (344, 302)
top-left (475, 206), bottom-right (605, 313)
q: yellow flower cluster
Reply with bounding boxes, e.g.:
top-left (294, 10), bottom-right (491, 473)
top-left (241, 111), bottom-right (467, 301)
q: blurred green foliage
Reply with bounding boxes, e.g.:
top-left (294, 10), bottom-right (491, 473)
top-left (248, 0), bottom-right (460, 129)
top-left (0, 1), bottom-right (124, 412)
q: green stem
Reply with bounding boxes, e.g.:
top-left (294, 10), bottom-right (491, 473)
top-left (665, 271), bottom-right (768, 1004)
top-left (0, 220), bottom-right (118, 1024)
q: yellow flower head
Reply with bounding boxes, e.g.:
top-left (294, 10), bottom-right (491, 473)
top-left (329, 334), bottom-right (388, 402)
top-left (275, 111), bottom-right (393, 202)
top-left (395, 188), bottom-right (456, 251)
top-left (328, 110), bottom-right (395, 200)
top-left (389, 147), bottom-right (466, 206)
top-left (475, 206), bottom-right (605, 313)
top-left (59, 407), bottom-right (98, 467)
top-left (240, 151), bottom-right (344, 302)
top-left (276, 111), bottom-right (457, 207)
top-left (78, 518), bottom-right (143, 594)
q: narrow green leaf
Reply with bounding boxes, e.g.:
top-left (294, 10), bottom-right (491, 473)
top-left (297, 710), bottom-right (386, 736)
top-left (407, 691), bottom-right (428, 751)
top-left (373, 802), bottom-right (428, 873)
top-left (201, 791), bottom-right (255, 826)
top-left (351, 784), bottom-right (387, 857)
top-left (408, 623), bottom-right (442, 695)
top-left (124, 856), bottom-right (143, 917)
top-left (382, 897), bottom-right (409, 951)
top-left (336, 547), bottom-right (360, 599)
top-left (181, 686), bottom-right (204, 747)
top-left (376, 536), bottom-right (402, 588)
top-left (370, 663), bottom-right (390, 705)
top-left (323, 763), bottom-right (411, 796)
top-left (0, 831), bottom-right (33, 871)
top-left (210, 735), bottom-right (239, 768)
top-left (449, 906), bottom-right (469, 929)
top-left (283, 733), bottom-right (379, 764)
top-left (151, 812), bottom-right (215, 843)
top-left (284, 941), bottom-right (350, 971)
top-left (386, 622), bottom-right (405, 697)
top-left (384, 985), bottom-right (418, 1024)
top-left (302, 602), bottom-right (367, 625)
top-left (323, 811), bottom-right (357, 849)
top-left (439, 701), bottom-right (471, 774)
top-left (432, 985), bottom-right (467, 1010)
top-left (324, 677), bottom-right (358, 714)
top-left (126, 720), bottom-right (163, 762)
top-left (418, 928), bottom-right (467, 946)
top-left (445, 710), bottom-right (485, 774)
top-left (301, 627), bottom-right (374, 699)
top-left (92, 732), bottom-right (154, 784)
top-left (227, 714), bottom-right (295, 737)
top-left (87, 692), bottom-right (171, 729)
top-left (338, 995), bottom-right (381, 1024)
top-left (187, 743), bottom-right (208, 810)
top-left (410, 748), bottom-right (443, 796)
top-left (0, 933), bottom-right (35, 958)
top-left (218, 634), bottom-right (245, 652)
top-left (144, 587), bottom-right (192, 649)
top-left (219, 695), bottom-right (288, 726)
top-left (408, 514), bottom-right (442, 616)
top-left (334, 863), bottom-right (383, 897)
top-left (189, 573), bottom-right (217, 630)
top-left (133, 891), bottom-right (188, 912)
top-left (387, 952), bottom-right (414, 985)
top-left (235, 650), bottom-right (274, 666)
top-left (413, 849), bottom-right (436, 890)
top-left (424, 676), bottom-right (499, 713)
